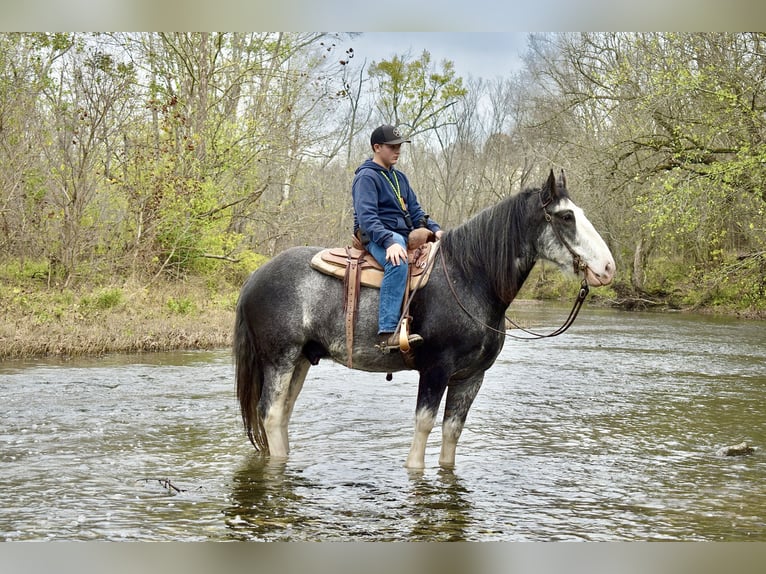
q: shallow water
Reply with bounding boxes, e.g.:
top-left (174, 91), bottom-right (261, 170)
top-left (1, 305), bottom-right (764, 541)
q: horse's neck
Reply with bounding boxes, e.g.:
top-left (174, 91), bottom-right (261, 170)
top-left (496, 260), bottom-right (535, 308)
top-left (454, 194), bottom-right (540, 307)
top-left (440, 238), bottom-right (534, 314)
top-left (508, 265), bottom-right (535, 304)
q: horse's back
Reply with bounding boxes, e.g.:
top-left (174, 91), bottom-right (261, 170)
top-left (244, 246), bottom-right (322, 282)
top-left (237, 246), bottom-right (342, 346)
top-left (240, 244), bottom-right (328, 302)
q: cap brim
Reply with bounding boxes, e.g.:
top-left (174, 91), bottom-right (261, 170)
top-left (382, 137), bottom-right (410, 145)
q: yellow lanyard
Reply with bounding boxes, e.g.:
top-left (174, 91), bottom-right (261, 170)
top-left (380, 170), bottom-right (407, 212)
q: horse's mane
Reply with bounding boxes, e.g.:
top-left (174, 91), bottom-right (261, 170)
top-left (441, 187), bottom-right (544, 304)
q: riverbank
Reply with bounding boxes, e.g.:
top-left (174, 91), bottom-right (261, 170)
top-left (1, 274), bottom-right (762, 361)
top-left (0, 278), bottom-right (236, 360)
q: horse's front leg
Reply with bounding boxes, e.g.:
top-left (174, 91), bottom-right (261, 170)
top-left (405, 367), bottom-right (449, 469)
top-left (439, 373), bottom-right (484, 468)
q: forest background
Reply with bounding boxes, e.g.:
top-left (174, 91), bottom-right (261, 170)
top-left (1, 32), bottom-right (764, 358)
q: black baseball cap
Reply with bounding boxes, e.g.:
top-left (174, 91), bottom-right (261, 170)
top-left (370, 124), bottom-right (411, 146)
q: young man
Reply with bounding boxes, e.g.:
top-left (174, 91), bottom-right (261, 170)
top-left (352, 124), bottom-right (444, 352)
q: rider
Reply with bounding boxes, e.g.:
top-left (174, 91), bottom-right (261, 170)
top-left (352, 124), bottom-right (443, 352)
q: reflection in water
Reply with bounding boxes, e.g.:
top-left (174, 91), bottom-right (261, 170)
top-left (224, 455), bottom-right (316, 541)
top-left (225, 457), bottom-right (477, 542)
top-left (407, 469), bottom-right (473, 541)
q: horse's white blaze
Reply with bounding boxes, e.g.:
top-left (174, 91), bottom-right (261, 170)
top-left (405, 408), bottom-right (437, 469)
top-left (546, 198), bottom-right (615, 287)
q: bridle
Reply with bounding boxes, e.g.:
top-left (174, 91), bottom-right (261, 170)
top-left (441, 190), bottom-right (590, 340)
top-left (540, 189), bottom-right (588, 276)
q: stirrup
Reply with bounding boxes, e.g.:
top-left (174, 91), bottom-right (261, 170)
top-left (376, 332), bottom-right (423, 354)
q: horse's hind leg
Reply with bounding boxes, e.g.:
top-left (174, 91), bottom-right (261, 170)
top-left (259, 356), bottom-right (311, 458)
top-left (439, 374), bottom-right (484, 468)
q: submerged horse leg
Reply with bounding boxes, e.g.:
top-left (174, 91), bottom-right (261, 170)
top-left (439, 374), bottom-right (484, 468)
top-left (405, 368), bottom-right (449, 469)
top-left (259, 356), bottom-right (311, 458)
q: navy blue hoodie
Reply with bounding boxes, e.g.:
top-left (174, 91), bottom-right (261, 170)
top-left (352, 158), bottom-right (441, 249)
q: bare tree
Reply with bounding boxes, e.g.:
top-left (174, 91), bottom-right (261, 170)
top-left (39, 36), bottom-right (135, 285)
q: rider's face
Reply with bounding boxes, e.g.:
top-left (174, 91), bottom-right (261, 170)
top-left (375, 143), bottom-right (402, 168)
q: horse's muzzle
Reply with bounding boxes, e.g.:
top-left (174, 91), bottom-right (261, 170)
top-left (585, 260), bottom-right (615, 287)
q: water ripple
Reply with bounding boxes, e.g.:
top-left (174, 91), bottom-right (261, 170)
top-left (1, 309), bottom-right (764, 540)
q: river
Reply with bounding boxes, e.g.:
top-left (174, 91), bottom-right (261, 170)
top-left (1, 305), bottom-right (764, 541)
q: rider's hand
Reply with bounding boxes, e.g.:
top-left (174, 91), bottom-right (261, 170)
top-left (386, 243), bottom-right (407, 266)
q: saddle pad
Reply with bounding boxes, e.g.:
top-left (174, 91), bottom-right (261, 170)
top-left (310, 241), bottom-right (440, 290)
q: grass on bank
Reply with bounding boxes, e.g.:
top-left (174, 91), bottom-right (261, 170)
top-left (0, 280), bottom-right (238, 360)
top-left (0, 259), bottom-right (245, 360)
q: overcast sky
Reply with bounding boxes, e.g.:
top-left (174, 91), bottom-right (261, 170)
top-left (341, 32), bottom-right (528, 81)
top-left (2, 1), bottom-right (759, 33)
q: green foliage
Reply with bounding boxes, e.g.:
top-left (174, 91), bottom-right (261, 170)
top-left (166, 296), bottom-right (196, 315)
top-left (153, 176), bottom-right (209, 272)
top-left (699, 252), bottom-right (766, 312)
top-left (94, 288), bottom-right (124, 310)
top-left (228, 250), bottom-right (269, 286)
top-left (215, 290), bottom-right (240, 311)
top-left (368, 50), bottom-right (467, 131)
top-left (644, 256), bottom-right (691, 291)
top-left (0, 259), bottom-right (49, 282)
top-left (80, 288), bottom-right (124, 311)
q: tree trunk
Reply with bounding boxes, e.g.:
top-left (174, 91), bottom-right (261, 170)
top-left (632, 236), bottom-right (652, 292)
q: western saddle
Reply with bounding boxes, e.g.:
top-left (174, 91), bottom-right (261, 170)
top-left (310, 229), bottom-right (439, 368)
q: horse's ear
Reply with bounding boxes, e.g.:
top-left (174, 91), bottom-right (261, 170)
top-left (557, 169), bottom-right (567, 191)
top-left (541, 169), bottom-right (556, 205)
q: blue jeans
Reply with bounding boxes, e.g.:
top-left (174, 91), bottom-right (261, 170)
top-left (366, 233), bottom-right (408, 334)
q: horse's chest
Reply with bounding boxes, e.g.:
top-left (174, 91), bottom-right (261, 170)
top-left (449, 334), bottom-right (504, 379)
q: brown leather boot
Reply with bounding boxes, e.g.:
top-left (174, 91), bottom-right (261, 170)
top-left (377, 331), bottom-right (424, 353)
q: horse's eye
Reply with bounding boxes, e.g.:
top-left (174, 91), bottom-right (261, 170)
top-left (559, 210), bottom-right (575, 223)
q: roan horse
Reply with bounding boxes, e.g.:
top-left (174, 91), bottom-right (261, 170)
top-left (234, 170), bottom-right (615, 469)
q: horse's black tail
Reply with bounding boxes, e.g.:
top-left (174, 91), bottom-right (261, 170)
top-left (234, 300), bottom-right (268, 452)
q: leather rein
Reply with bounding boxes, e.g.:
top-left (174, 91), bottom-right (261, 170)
top-left (440, 191), bottom-right (591, 340)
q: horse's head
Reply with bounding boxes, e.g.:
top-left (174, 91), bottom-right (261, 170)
top-left (538, 170), bottom-right (615, 287)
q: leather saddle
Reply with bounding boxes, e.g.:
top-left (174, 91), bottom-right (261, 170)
top-left (309, 234), bottom-right (440, 368)
top-left (309, 241), bottom-right (438, 290)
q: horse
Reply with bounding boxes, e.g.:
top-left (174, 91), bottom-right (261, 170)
top-left (234, 170), bottom-right (615, 469)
